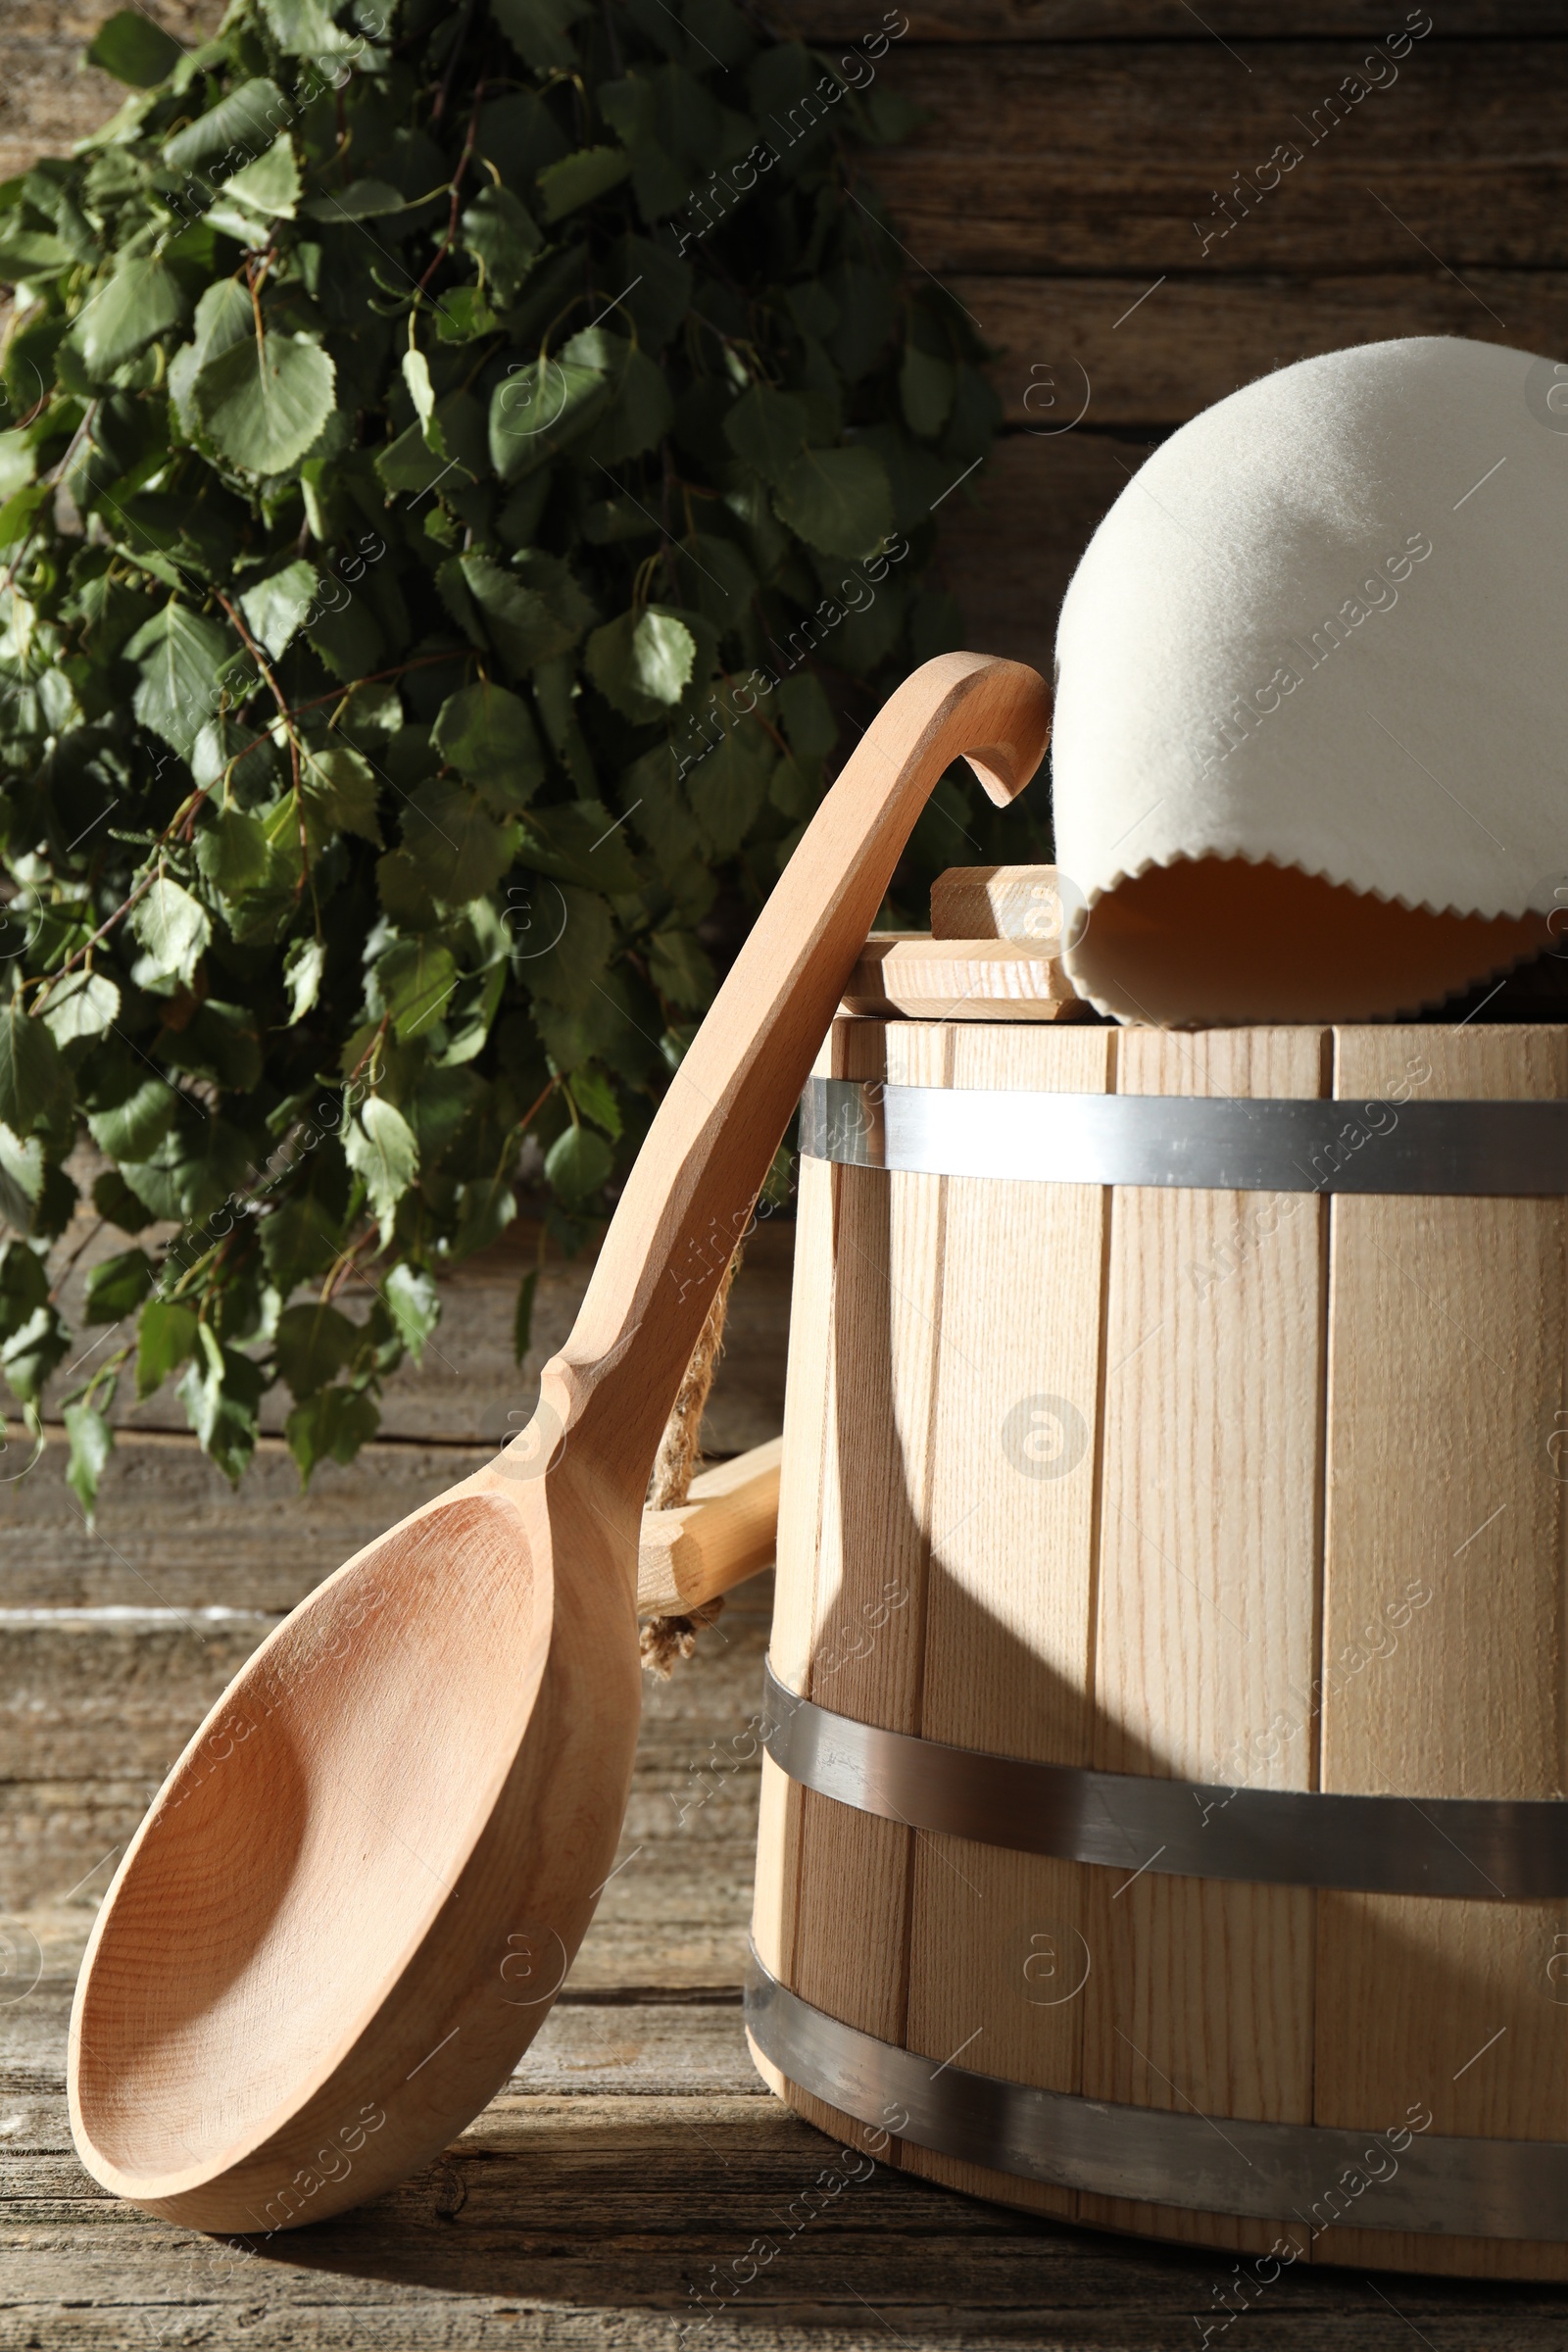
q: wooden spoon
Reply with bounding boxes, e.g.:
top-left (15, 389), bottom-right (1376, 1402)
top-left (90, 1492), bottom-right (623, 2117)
top-left (68, 652), bottom-right (1051, 2232)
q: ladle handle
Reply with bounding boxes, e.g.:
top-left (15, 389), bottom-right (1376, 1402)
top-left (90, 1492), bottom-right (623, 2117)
top-left (540, 652), bottom-right (1053, 1479)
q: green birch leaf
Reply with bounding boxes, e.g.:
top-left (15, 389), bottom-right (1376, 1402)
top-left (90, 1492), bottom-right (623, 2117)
top-left (0, 1126), bottom-right (44, 1241)
top-left (130, 873), bottom-right (212, 981)
top-left (774, 444), bottom-right (896, 560)
top-left (283, 935), bottom-right (326, 1021)
top-left (0, 1240), bottom-right (48, 1338)
top-left (488, 345), bottom-right (614, 483)
top-left (777, 673), bottom-right (837, 761)
top-left (460, 184), bottom-right (542, 306)
top-left (568, 1064), bottom-right (621, 1139)
top-left (64, 1400), bottom-right (114, 1525)
top-left (272, 1298), bottom-right (358, 1398)
top-left (223, 134), bottom-right (302, 220)
top-left (544, 1121), bottom-right (612, 1202)
top-left (900, 343), bottom-right (955, 439)
top-left (125, 603), bottom-right (231, 756)
top-left (461, 551), bottom-right (587, 672)
top-left (384, 1260), bottom-right (439, 1363)
top-left (585, 605), bottom-right (695, 722)
top-left (0, 432), bottom-right (34, 506)
top-left (178, 1329), bottom-right (266, 1485)
top-left (74, 253), bottom-right (188, 376)
top-left (0, 229), bottom-right (73, 279)
top-left (585, 343), bottom-right (673, 464)
top-left (687, 719), bottom-right (775, 858)
top-left (285, 1384), bottom-right (379, 1484)
top-left (303, 178), bottom-right (409, 221)
top-left (0, 1005), bottom-right (61, 1137)
top-left (402, 347), bottom-right (437, 435)
top-left (722, 383), bottom-right (810, 490)
top-left (169, 277), bottom-right (254, 433)
top-left (648, 927), bottom-right (715, 1008)
top-left (163, 78), bottom-right (289, 172)
top-left (2, 1298), bottom-right (68, 1405)
top-left (432, 681), bottom-right (546, 807)
top-left (400, 780), bottom-right (512, 902)
top-left (343, 1095), bottom-right (418, 1232)
top-left (517, 800), bottom-right (640, 893)
top-left (86, 10), bottom-right (182, 87)
top-left (239, 559), bottom-right (317, 658)
top-left (259, 0), bottom-right (359, 57)
top-left (87, 1075), bottom-right (177, 1163)
top-left (193, 331), bottom-right (336, 475)
top-left (537, 145), bottom-right (631, 221)
top-left (432, 285), bottom-right (497, 345)
top-left (136, 1298), bottom-right (199, 1398)
top-left (370, 935), bottom-right (459, 1038)
top-left (84, 1247), bottom-right (155, 1323)
top-left (39, 970), bottom-right (120, 1046)
top-left (195, 807), bottom-right (270, 894)
top-left (301, 742), bottom-right (382, 845)
top-left (492, 0), bottom-right (591, 74)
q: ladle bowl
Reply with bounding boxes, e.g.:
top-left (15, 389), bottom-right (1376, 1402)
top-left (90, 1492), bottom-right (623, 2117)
top-left (69, 653), bottom-right (1052, 2230)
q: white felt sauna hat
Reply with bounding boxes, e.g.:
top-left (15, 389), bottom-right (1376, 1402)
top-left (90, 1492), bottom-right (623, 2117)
top-left (1052, 334), bottom-right (1568, 1024)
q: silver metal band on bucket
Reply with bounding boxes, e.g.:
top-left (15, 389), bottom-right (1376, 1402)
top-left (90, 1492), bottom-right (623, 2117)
top-left (760, 1661), bottom-right (1568, 1899)
top-left (799, 1077), bottom-right (1568, 1194)
top-left (745, 1948), bottom-right (1568, 2238)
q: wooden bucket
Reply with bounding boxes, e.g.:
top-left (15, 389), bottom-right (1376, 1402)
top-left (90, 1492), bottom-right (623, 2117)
top-left (749, 992), bottom-right (1568, 2278)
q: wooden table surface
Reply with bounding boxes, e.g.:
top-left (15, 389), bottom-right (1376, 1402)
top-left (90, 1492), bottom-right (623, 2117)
top-left (7, 1556), bottom-right (1568, 2346)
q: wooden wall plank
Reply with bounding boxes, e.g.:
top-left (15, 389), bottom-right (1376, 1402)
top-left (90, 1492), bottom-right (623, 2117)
top-left (899, 1022), bottom-right (1112, 2222)
top-left (961, 273), bottom-right (1568, 430)
top-left (937, 432), bottom-right (1134, 672)
top-left (770, 6), bottom-right (1561, 37)
top-left (0, 1428), bottom-right (493, 1612)
top-left (1078, 1027), bottom-right (1328, 2257)
top-left (1314, 1024), bottom-right (1568, 2279)
top-left (864, 44), bottom-right (1568, 275)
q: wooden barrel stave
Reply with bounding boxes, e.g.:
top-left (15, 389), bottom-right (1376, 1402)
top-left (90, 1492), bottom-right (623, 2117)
top-left (1313, 1025), bottom-right (1568, 2279)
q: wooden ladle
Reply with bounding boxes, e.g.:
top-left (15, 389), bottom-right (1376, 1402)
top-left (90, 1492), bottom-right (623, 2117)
top-left (68, 652), bottom-right (1051, 2231)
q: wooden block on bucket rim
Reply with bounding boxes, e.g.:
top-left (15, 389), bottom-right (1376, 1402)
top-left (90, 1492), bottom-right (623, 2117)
top-left (842, 934), bottom-right (1086, 1022)
top-left (931, 864), bottom-right (1069, 944)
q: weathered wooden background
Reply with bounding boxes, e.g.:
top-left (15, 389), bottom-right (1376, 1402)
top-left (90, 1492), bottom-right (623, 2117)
top-left (7, 4), bottom-right (1568, 2344)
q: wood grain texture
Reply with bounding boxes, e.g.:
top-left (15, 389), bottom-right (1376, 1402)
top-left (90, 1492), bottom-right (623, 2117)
top-left (636, 1438), bottom-right (782, 1615)
top-left (930, 865), bottom-right (1064, 943)
top-left (841, 934), bottom-right (1083, 1020)
top-left (958, 274), bottom-right (1568, 430)
top-left (778, 1020), bottom-right (950, 2157)
top-left (900, 1022), bottom-right (1112, 2223)
top-left (937, 433), bottom-right (1140, 672)
top-left (1314, 1024), bottom-right (1568, 2279)
top-left (868, 42), bottom-right (1568, 274)
top-left (1077, 1027), bottom-right (1328, 2257)
top-left (769, 5), bottom-right (1560, 35)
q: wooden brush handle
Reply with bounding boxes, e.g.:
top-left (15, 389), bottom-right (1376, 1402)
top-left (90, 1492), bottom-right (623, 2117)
top-left (542, 653), bottom-right (1052, 1477)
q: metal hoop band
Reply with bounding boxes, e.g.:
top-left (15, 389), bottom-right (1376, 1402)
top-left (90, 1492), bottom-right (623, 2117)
top-left (760, 1661), bottom-right (1568, 1899)
top-left (745, 1948), bottom-right (1568, 2239)
top-left (799, 1077), bottom-right (1568, 1195)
